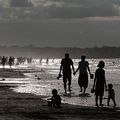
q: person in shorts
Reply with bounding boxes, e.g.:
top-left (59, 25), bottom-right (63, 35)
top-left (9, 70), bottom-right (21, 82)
top-left (59, 53), bottom-right (74, 93)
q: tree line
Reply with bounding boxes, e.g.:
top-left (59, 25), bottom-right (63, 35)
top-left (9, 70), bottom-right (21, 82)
top-left (0, 45), bottom-right (120, 58)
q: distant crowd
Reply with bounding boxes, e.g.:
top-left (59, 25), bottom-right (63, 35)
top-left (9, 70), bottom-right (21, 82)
top-left (0, 56), bottom-right (33, 68)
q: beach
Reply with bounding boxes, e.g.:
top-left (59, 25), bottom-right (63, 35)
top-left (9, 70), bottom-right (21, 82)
top-left (0, 81), bottom-right (120, 120)
top-left (0, 60), bottom-right (120, 120)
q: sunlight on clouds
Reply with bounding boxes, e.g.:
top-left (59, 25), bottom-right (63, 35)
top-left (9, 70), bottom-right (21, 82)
top-left (113, 4), bottom-right (120, 15)
top-left (0, 0), bottom-right (9, 8)
top-left (85, 16), bottom-right (120, 21)
top-left (31, 0), bottom-right (64, 7)
top-left (43, 1), bottom-right (63, 7)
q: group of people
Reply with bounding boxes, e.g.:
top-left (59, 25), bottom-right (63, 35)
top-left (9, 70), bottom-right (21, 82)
top-left (0, 56), bottom-right (15, 68)
top-left (59, 53), bottom-right (92, 94)
top-left (50, 53), bottom-right (116, 108)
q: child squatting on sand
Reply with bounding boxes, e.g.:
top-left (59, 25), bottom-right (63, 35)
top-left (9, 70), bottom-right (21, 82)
top-left (107, 84), bottom-right (116, 107)
top-left (47, 89), bottom-right (61, 108)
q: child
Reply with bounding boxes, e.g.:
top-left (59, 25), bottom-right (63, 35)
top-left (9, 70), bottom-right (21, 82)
top-left (107, 84), bottom-right (116, 107)
top-left (48, 89), bottom-right (61, 108)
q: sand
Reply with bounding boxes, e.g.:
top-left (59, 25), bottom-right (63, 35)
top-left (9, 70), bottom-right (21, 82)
top-left (0, 68), bottom-right (120, 120)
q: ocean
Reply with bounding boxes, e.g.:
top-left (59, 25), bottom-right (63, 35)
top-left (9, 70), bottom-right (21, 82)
top-left (0, 58), bottom-right (120, 107)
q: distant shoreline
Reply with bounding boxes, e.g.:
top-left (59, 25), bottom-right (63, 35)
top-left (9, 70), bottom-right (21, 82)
top-left (0, 46), bottom-right (120, 58)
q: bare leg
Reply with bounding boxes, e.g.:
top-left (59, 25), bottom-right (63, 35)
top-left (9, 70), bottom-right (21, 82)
top-left (80, 86), bottom-right (82, 92)
top-left (112, 98), bottom-right (116, 106)
top-left (95, 95), bottom-right (98, 106)
top-left (83, 87), bottom-right (86, 93)
top-left (100, 96), bottom-right (103, 106)
top-left (78, 77), bottom-right (82, 92)
top-left (64, 82), bottom-right (67, 93)
top-left (68, 75), bottom-right (71, 92)
top-left (68, 83), bottom-right (71, 92)
top-left (107, 98), bottom-right (110, 106)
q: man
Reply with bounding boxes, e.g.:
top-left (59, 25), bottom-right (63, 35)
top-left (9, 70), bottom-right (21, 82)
top-left (59, 53), bottom-right (74, 93)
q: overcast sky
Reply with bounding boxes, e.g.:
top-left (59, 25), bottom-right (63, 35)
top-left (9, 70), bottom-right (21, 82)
top-left (0, 0), bottom-right (120, 47)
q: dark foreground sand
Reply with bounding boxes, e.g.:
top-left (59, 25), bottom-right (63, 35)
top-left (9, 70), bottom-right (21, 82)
top-left (0, 68), bottom-right (120, 120)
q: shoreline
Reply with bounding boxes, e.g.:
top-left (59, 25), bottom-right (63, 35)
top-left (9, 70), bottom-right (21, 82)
top-left (0, 83), bottom-right (120, 120)
top-left (0, 68), bottom-right (43, 78)
top-left (0, 68), bottom-right (120, 119)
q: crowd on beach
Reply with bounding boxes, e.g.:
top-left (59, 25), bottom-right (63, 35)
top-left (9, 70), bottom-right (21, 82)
top-left (0, 56), bottom-right (33, 68)
top-left (49, 53), bottom-right (117, 108)
top-left (0, 54), bottom-right (117, 108)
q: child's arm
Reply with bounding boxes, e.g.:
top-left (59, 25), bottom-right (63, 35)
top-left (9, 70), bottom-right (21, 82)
top-left (104, 71), bottom-right (107, 90)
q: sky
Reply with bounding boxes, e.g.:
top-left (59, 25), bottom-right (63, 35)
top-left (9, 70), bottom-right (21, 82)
top-left (0, 0), bottom-right (120, 48)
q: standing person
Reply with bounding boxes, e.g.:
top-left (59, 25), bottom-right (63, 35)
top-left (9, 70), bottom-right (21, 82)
top-left (92, 61), bottom-right (107, 106)
top-left (74, 55), bottom-right (92, 93)
top-left (1, 56), bottom-right (7, 69)
top-left (8, 56), bottom-right (13, 68)
top-left (107, 84), bottom-right (116, 107)
top-left (59, 53), bottom-right (74, 93)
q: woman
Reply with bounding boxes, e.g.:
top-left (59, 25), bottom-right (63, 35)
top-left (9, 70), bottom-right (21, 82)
top-left (74, 55), bottom-right (92, 93)
top-left (93, 61), bottom-right (107, 106)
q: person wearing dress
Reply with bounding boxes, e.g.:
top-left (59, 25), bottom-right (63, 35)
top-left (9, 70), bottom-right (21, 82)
top-left (74, 55), bottom-right (92, 93)
top-left (93, 61), bottom-right (107, 106)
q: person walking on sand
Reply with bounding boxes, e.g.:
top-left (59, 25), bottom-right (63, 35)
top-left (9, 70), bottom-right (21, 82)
top-left (74, 55), bottom-right (92, 93)
top-left (1, 56), bottom-right (7, 69)
top-left (92, 61), bottom-right (107, 106)
top-left (59, 53), bottom-right (74, 93)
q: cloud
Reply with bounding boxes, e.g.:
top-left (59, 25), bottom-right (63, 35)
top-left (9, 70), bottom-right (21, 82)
top-left (30, 0), bottom-right (120, 18)
top-left (113, 4), bottom-right (120, 15)
top-left (31, 0), bottom-right (63, 7)
top-left (1, 0), bottom-right (120, 19)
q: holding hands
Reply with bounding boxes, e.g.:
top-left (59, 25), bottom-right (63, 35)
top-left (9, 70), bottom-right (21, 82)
top-left (73, 71), bottom-right (76, 75)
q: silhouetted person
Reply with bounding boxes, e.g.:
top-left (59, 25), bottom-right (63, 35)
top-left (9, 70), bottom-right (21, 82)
top-left (107, 84), bottom-right (116, 107)
top-left (48, 89), bottom-right (61, 108)
top-left (1, 56), bottom-right (7, 69)
top-left (74, 55), bottom-right (92, 93)
top-left (17, 57), bottom-right (26, 65)
top-left (27, 57), bottom-right (32, 64)
top-left (93, 61), bottom-right (107, 106)
top-left (46, 58), bottom-right (49, 64)
top-left (39, 58), bottom-right (42, 64)
top-left (0, 56), bottom-right (2, 63)
top-left (59, 53), bottom-right (74, 93)
top-left (8, 56), bottom-right (14, 68)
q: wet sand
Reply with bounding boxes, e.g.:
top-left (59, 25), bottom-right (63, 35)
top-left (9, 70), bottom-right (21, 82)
top-left (0, 68), bottom-right (120, 120)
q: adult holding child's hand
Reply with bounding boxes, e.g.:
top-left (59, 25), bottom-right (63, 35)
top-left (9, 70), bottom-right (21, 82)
top-left (92, 61), bottom-right (107, 107)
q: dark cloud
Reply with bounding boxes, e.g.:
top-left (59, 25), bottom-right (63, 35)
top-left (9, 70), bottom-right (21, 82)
top-left (10, 0), bottom-right (33, 7)
top-left (30, 0), bottom-right (120, 18)
top-left (0, 0), bottom-right (120, 18)
top-left (0, 0), bottom-right (120, 48)
top-left (0, 20), bottom-right (120, 47)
